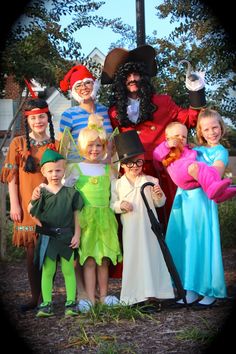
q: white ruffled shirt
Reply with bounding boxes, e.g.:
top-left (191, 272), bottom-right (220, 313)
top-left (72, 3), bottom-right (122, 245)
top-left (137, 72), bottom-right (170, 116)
top-left (127, 98), bottom-right (140, 123)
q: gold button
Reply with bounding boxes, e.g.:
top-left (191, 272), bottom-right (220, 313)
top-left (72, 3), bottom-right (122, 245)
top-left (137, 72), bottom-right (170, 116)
top-left (137, 130), bottom-right (141, 134)
top-left (150, 126), bottom-right (156, 130)
top-left (89, 177), bottom-right (98, 184)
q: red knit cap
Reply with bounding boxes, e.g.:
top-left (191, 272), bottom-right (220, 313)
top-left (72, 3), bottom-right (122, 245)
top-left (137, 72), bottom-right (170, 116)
top-left (60, 65), bottom-right (95, 92)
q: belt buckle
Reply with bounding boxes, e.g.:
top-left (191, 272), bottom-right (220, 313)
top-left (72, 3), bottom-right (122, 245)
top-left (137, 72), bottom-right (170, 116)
top-left (55, 228), bottom-right (61, 235)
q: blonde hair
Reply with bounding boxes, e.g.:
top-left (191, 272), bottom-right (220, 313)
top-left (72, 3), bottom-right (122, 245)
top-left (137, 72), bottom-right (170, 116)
top-left (162, 122), bottom-right (186, 167)
top-left (165, 121), bottom-right (187, 138)
top-left (196, 108), bottom-right (226, 145)
top-left (78, 114), bottom-right (107, 157)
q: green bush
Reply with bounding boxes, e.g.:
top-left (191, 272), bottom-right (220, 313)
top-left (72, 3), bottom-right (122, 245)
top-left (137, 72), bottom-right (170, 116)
top-left (6, 220), bottom-right (25, 261)
top-left (219, 198), bottom-right (236, 248)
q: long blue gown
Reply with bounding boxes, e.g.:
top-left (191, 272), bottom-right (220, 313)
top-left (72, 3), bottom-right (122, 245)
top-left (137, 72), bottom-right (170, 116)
top-left (165, 144), bottom-right (228, 298)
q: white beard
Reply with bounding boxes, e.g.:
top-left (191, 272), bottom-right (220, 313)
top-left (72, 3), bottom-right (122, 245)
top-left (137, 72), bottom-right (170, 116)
top-left (71, 79), bottom-right (101, 103)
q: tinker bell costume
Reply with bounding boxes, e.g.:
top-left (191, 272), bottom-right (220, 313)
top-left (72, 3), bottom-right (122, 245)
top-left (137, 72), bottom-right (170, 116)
top-left (60, 124), bottom-right (122, 266)
top-left (64, 162), bottom-right (122, 266)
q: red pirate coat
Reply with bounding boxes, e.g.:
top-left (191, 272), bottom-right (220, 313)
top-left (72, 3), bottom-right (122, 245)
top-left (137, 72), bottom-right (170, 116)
top-left (109, 93), bottom-right (200, 222)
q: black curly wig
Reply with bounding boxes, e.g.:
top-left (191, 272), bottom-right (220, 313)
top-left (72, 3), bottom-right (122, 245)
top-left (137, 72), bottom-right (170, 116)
top-left (109, 62), bottom-right (157, 127)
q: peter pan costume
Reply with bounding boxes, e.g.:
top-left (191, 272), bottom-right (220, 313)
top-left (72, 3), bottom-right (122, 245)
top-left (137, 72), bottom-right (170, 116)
top-left (30, 149), bottom-right (84, 316)
top-left (110, 131), bottom-right (174, 305)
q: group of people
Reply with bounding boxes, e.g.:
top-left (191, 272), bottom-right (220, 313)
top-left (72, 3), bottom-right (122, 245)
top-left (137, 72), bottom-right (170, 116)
top-left (1, 44), bottom-right (235, 317)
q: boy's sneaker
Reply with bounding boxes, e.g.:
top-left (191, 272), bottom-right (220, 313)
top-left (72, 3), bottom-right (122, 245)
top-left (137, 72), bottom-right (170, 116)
top-left (36, 302), bottom-right (54, 318)
top-left (65, 301), bottom-right (79, 317)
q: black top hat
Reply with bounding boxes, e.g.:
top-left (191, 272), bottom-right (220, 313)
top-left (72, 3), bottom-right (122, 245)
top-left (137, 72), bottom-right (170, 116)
top-left (101, 45), bottom-right (157, 84)
top-left (113, 130), bottom-right (145, 162)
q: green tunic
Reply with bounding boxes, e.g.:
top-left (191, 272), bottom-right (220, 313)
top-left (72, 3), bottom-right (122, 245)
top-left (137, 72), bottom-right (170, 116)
top-left (30, 186), bottom-right (83, 267)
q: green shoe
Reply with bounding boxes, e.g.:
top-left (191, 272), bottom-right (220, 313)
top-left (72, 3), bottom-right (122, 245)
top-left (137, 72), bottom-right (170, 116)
top-left (36, 302), bottom-right (54, 318)
top-left (65, 301), bottom-right (79, 317)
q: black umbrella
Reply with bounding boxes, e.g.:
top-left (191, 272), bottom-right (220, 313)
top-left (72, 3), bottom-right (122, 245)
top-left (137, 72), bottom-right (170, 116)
top-left (140, 182), bottom-right (188, 307)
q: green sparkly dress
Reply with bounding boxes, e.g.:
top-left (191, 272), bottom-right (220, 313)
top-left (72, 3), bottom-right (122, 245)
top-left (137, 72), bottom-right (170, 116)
top-left (74, 163), bottom-right (122, 266)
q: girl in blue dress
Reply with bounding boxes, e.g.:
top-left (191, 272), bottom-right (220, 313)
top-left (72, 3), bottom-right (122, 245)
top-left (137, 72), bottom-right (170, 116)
top-left (165, 108), bottom-right (232, 309)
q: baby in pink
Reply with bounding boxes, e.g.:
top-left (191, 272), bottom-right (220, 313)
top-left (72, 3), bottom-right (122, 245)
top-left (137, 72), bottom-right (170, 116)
top-left (153, 122), bottom-right (236, 203)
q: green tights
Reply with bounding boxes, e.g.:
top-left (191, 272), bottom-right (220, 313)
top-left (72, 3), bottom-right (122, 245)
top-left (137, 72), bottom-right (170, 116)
top-left (41, 255), bottom-right (76, 303)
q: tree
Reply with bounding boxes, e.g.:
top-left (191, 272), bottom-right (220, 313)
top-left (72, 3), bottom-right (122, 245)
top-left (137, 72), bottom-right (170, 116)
top-left (0, 0), bottom-right (135, 95)
top-left (151, 0), bottom-right (236, 125)
top-left (100, 0), bottom-right (236, 126)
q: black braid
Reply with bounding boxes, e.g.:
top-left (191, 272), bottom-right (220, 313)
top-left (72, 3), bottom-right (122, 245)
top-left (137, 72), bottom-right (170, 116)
top-left (109, 62), bottom-right (157, 127)
top-left (24, 117), bottom-right (37, 172)
top-left (48, 114), bottom-right (55, 145)
top-left (23, 98), bottom-right (53, 173)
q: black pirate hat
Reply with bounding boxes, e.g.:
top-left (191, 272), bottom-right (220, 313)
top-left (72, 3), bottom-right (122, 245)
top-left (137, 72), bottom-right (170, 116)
top-left (113, 130), bottom-right (145, 162)
top-left (101, 45), bottom-right (157, 84)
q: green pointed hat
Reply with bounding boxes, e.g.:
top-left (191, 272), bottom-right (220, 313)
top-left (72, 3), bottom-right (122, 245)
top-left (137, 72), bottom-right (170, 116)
top-left (40, 149), bottom-right (65, 167)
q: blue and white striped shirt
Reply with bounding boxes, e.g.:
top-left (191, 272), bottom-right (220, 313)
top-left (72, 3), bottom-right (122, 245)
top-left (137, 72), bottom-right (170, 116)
top-left (59, 103), bottom-right (113, 141)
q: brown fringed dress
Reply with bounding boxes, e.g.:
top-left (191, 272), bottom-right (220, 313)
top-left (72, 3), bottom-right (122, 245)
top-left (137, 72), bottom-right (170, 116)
top-left (1, 136), bottom-right (59, 247)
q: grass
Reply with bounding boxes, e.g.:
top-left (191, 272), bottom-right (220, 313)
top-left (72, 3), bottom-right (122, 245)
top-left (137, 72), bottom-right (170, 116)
top-left (175, 327), bottom-right (217, 345)
top-left (175, 316), bottom-right (219, 346)
top-left (78, 301), bottom-right (159, 324)
top-left (58, 303), bottom-right (158, 352)
top-left (63, 325), bottom-right (115, 349)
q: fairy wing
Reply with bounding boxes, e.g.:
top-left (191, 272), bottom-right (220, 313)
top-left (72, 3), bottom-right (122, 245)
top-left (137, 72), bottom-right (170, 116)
top-left (59, 127), bottom-right (83, 162)
top-left (109, 127), bottom-right (121, 176)
top-left (108, 126), bottom-right (119, 141)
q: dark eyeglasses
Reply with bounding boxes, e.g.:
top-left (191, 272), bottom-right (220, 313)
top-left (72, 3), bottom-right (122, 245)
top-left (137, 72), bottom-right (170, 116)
top-left (122, 159), bottom-right (144, 168)
top-left (75, 80), bottom-right (93, 89)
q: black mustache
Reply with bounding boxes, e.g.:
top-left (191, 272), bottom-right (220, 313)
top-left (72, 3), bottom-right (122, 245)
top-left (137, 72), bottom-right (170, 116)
top-left (127, 80), bottom-right (139, 86)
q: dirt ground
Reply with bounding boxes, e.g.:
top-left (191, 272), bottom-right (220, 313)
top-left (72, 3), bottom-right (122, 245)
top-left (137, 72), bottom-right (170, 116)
top-left (0, 248), bottom-right (236, 354)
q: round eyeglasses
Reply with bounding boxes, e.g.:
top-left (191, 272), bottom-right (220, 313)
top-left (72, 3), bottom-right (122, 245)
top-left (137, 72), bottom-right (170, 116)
top-left (123, 159), bottom-right (144, 168)
top-left (75, 80), bottom-right (93, 89)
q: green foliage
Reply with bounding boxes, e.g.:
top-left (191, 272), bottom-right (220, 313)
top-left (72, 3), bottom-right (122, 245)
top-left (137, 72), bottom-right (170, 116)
top-left (225, 126), bottom-right (236, 156)
top-left (176, 327), bottom-right (217, 345)
top-left (219, 199), bottom-right (236, 248)
top-left (0, 0), bottom-right (135, 93)
top-left (1, 0), bottom-right (236, 124)
top-left (5, 220), bottom-right (25, 261)
top-left (152, 0), bottom-right (236, 124)
top-left (78, 301), bottom-right (157, 325)
top-left (97, 342), bottom-right (136, 354)
top-left (176, 315), bottom-right (218, 345)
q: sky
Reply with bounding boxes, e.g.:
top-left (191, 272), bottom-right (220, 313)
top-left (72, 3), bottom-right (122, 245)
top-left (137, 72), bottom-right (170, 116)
top-left (73, 0), bottom-right (173, 57)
